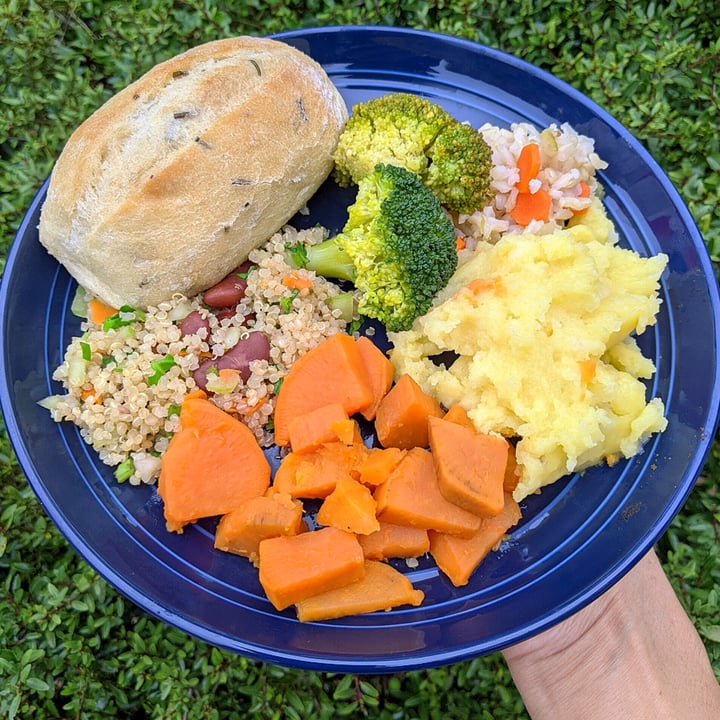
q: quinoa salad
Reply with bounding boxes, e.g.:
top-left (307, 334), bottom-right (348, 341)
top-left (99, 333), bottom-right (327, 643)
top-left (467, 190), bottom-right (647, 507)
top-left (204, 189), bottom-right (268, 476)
top-left (41, 226), bottom-right (357, 485)
top-left (41, 120), bottom-right (606, 487)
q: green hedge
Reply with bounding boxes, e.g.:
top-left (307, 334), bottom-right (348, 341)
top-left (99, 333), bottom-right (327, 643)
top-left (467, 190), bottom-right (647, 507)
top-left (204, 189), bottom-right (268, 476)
top-left (1, 2), bottom-right (719, 718)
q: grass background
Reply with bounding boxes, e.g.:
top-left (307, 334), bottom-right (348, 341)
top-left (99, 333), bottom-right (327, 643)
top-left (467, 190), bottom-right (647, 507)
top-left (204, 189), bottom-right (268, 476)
top-left (1, 1), bottom-right (719, 717)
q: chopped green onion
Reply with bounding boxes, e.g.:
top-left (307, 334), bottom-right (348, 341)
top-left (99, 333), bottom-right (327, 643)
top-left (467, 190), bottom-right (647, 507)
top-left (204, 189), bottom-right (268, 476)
top-left (114, 457), bottom-right (135, 483)
top-left (280, 289), bottom-right (299, 313)
top-left (273, 378), bottom-right (283, 395)
top-left (285, 241), bottom-right (309, 268)
top-left (167, 404), bottom-right (182, 418)
top-left (79, 341), bottom-right (92, 361)
top-left (102, 305), bottom-right (146, 332)
top-left (147, 354), bottom-right (176, 386)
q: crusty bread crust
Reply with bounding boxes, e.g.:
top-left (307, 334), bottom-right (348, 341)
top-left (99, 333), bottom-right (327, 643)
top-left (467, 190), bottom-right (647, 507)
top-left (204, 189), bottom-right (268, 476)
top-left (38, 36), bottom-right (348, 309)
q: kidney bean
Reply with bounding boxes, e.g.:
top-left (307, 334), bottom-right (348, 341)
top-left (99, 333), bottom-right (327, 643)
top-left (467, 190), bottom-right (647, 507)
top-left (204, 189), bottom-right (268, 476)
top-left (179, 309), bottom-right (210, 337)
top-left (203, 262), bottom-right (253, 308)
top-left (192, 331), bottom-right (271, 390)
top-left (221, 331), bottom-right (271, 377)
top-left (215, 306), bottom-right (237, 322)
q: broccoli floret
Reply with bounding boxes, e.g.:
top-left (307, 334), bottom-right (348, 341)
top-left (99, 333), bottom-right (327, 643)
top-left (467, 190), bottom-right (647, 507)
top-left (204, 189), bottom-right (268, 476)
top-left (300, 163), bottom-right (458, 332)
top-left (333, 93), bottom-right (452, 187)
top-left (424, 121), bottom-right (494, 214)
top-left (333, 92), bottom-right (493, 215)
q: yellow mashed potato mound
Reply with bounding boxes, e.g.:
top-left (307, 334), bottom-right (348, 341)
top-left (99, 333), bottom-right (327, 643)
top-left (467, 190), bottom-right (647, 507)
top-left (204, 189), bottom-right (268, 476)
top-left (389, 198), bottom-right (668, 501)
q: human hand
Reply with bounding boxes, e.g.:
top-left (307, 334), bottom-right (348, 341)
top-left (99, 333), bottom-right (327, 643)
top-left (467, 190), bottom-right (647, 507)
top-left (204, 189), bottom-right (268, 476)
top-left (502, 550), bottom-right (720, 720)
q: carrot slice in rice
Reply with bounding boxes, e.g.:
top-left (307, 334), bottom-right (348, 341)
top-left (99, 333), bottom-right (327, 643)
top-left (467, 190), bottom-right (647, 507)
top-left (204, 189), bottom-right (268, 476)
top-left (510, 188), bottom-right (553, 226)
top-left (515, 143), bottom-right (542, 192)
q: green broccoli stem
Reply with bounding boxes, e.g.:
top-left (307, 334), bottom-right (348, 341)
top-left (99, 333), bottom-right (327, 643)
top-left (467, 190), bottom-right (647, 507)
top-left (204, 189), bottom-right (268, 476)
top-left (304, 237), bottom-right (357, 283)
top-left (325, 291), bottom-right (357, 322)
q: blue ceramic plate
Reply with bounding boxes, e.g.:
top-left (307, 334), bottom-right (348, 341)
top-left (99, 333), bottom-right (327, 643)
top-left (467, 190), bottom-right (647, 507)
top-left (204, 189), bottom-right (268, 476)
top-left (2, 26), bottom-right (719, 672)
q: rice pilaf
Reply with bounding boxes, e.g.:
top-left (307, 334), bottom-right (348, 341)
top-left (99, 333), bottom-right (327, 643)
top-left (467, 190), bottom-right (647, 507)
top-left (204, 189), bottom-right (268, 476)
top-left (454, 122), bottom-right (608, 246)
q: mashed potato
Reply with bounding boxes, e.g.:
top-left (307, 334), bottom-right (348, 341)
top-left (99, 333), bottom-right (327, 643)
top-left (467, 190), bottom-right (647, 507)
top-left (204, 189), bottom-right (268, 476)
top-left (389, 198), bottom-right (668, 501)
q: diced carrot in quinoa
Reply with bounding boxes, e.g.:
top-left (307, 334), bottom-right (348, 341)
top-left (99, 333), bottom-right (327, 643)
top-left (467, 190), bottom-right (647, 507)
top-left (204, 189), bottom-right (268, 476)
top-left (295, 559), bottom-right (424, 622)
top-left (316, 476), bottom-right (380, 535)
top-left (358, 521), bottom-right (430, 561)
top-left (273, 333), bottom-right (374, 446)
top-left (258, 526), bottom-right (365, 611)
top-left (87, 297), bottom-right (118, 325)
top-left (374, 447), bottom-right (482, 537)
top-left (428, 415), bottom-right (508, 517)
top-left (375, 374), bottom-right (443, 449)
top-left (429, 494), bottom-right (522, 587)
top-left (287, 402), bottom-right (351, 454)
top-left (157, 395), bottom-right (271, 533)
top-left (214, 492), bottom-right (305, 561)
top-left (355, 335), bottom-right (395, 420)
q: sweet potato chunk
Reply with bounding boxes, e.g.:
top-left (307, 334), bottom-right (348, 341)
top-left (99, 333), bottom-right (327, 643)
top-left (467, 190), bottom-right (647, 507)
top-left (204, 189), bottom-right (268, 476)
top-left (287, 402), bottom-right (352, 454)
top-left (316, 476), bottom-right (380, 535)
top-left (428, 415), bottom-right (508, 517)
top-left (273, 441), bottom-right (370, 499)
top-left (375, 373), bottom-right (443, 449)
top-left (429, 494), bottom-right (522, 587)
top-left (274, 333), bottom-right (374, 446)
top-left (357, 446), bottom-right (407, 487)
top-left (158, 395), bottom-right (271, 533)
top-left (214, 493), bottom-right (305, 561)
top-left (374, 447), bottom-right (482, 537)
top-left (358, 522), bottom-right (430, 561)
top-left (258, 527), bottom-right (364, 611)
top-left (295, 560), bottom-right (424, 622)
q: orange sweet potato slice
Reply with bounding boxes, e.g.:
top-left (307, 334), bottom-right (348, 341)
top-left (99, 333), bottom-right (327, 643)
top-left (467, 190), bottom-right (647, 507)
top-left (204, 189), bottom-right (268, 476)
top-left (287, 402), bottom-right (351, 454)
top-left (442, 404), bottom-right (476, 430)
top-left (375, 373), bottom-right (444, 449)
top-left (428, 415), bottom-right (508, 517)
top-left (358, 521), bottom-right (430, 561)
top-left (258, 526), bottom-right (364, 611)
top-left (273, 441), bottom-right (370, 499)
top-left (429, 494), bottom-right (522, 587)
top-left (274, 333), bottom-right (373, 446)
top-left (316, 476), bottom-right (380, 535)
top-left (158, 395), bottom-right (271, 533)
top-left (214, 492), bottom-right (305, 561)
top-left (355, 335), bottom-right (395, 421)
top-left (295, 560), bottom-right (425, 622)
top-left (374, 447), bottom-right (482, 537)
top-left (357, 446), bottom-right (407, 487)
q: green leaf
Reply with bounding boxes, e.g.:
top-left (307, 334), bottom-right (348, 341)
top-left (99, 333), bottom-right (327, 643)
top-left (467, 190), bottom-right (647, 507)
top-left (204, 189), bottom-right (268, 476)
top-left (24, 676), bottom-right (50, 692)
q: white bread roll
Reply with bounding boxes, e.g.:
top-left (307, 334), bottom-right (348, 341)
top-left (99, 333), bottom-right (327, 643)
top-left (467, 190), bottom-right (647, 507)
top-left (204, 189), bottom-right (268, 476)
top-left (38, 36), bottom-right (348, 309)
